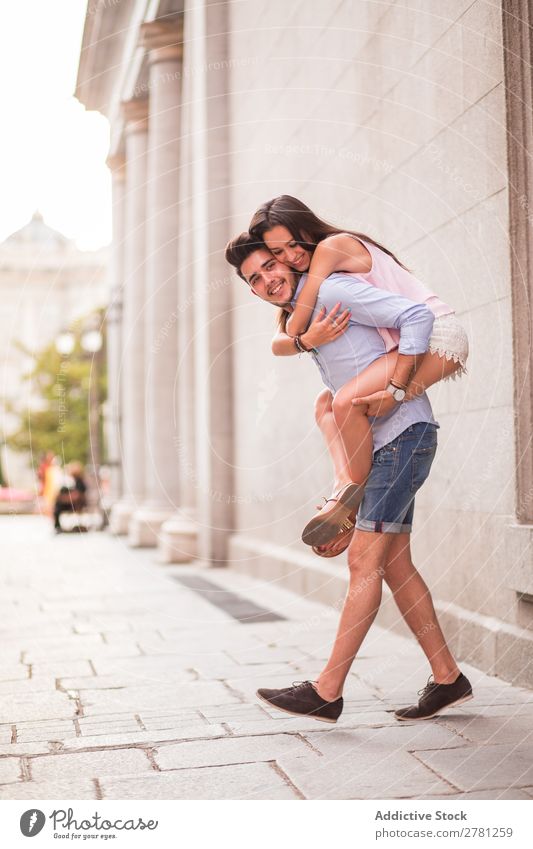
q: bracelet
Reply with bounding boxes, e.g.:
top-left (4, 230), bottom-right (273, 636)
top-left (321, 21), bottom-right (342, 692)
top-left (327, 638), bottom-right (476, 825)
top-left (295, 335), bottom-right (318, 355)
top-left (390, 378), bottom-right (408, 390)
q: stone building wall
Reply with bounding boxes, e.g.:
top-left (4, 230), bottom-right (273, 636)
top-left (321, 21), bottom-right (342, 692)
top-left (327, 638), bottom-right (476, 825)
top-left (76, 0), bottom-right (533, 685)
top-left (225, 1), bottom-right (531, 676)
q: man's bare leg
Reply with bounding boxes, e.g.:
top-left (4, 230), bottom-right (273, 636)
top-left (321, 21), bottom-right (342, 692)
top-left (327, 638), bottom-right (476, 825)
top-left (383, 534), bottom-right (460, 684)
top-left (315, 530), bottom-right (395, 700)
top-left (314, 529), bottom-right (461, 701)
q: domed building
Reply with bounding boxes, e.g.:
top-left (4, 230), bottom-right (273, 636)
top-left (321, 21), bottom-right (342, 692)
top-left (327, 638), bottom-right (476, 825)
top-left (0, 211), bottom-right (108, 488)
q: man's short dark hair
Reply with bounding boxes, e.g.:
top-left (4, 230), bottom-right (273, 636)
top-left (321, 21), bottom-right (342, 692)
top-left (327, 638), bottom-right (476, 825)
top-left (224, 232), bottom-right (264, 281)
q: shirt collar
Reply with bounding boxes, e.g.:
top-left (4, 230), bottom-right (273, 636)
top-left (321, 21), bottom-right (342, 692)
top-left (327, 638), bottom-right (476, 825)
top-left (290, 272), bottom-right (307, 308)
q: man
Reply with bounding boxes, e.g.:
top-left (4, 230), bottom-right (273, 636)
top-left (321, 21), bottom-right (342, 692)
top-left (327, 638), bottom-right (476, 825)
top-left (225, 232), bottom-right (473, 723)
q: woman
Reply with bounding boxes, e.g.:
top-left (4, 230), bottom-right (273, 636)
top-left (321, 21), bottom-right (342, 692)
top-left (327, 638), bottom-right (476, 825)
top-left (248, 196), bottom-right (468, 555)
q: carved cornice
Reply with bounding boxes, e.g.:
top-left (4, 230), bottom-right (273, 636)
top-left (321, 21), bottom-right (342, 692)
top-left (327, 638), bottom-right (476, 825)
top-left (121, 98), bottom-right (149, 133)
top-left (139, 16), bottom-right (183, 64)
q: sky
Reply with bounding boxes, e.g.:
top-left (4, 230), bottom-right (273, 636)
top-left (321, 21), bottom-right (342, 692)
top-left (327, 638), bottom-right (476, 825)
top-left (0, 0), bottom-right (111, 250)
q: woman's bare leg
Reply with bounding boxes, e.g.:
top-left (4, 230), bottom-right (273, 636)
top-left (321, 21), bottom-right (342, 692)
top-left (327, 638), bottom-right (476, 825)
top-left (406, 351), bottom-right (461, 401)
top-left (314, 389), bottom-right (352, 493)
top-left (332, 351), bottom-right (398, 483)
top-left (312, 391), bottom-right (356, 554)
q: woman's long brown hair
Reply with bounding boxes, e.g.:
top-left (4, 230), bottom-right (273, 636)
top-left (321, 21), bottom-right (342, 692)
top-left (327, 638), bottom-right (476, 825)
top-left (248, 195), bottom-right (409, 332)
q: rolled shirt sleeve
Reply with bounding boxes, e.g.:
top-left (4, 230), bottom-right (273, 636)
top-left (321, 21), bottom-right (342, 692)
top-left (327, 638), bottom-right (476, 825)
top-left (315, 273), bottom-right (435, 355)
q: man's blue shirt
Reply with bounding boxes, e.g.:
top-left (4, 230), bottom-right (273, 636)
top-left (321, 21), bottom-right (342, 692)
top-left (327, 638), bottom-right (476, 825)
top-left (291, 273), bottom-right (439, 452)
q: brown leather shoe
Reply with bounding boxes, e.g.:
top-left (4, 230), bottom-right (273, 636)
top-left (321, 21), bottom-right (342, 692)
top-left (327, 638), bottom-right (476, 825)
top-left (395, 673), bottom-right (473, 721)
top-left (257, 681), bottom-right (343, 723)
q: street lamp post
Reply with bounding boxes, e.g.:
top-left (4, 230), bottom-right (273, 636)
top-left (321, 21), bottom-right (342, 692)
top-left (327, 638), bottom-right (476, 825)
top-left (55, 320), bottom-right (104, 527)
top-left (81, 326), bottom-right (103, 521)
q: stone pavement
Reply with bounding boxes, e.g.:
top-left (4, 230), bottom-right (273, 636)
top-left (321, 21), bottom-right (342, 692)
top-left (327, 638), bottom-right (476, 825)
top-left (1, 515), bottom-right (533, 800)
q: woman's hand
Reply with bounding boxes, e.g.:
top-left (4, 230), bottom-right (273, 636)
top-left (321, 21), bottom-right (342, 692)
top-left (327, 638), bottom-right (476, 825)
top-left (300, 303), bottom-right (351, 349)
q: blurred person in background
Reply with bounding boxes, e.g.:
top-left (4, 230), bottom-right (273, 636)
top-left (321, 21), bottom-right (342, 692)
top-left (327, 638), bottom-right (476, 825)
top-left (53, 461), bottom-right (87, 533)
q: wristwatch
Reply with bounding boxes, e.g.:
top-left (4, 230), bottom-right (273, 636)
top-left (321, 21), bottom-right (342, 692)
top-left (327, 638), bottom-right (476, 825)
top-left (386, 382), bottom-right (406, 402)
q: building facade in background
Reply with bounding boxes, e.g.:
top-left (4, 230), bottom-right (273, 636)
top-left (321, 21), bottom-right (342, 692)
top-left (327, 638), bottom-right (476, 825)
top-left (0, 212), bottom-right (108, 487)
top-left (75, 0), bottom-right (533, 686)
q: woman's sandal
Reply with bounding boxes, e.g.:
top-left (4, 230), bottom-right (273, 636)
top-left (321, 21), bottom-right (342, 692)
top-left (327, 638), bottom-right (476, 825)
top-left (312, 526), bottom-right (354, 558)
top-left (301, 482), bottom-right (365, 547)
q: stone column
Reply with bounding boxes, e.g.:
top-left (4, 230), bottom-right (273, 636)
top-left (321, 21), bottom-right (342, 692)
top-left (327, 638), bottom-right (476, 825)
top-left (128, 18), bottom-right (184, 547)
top-left (104, 153), bottom-right (125, 509)
top-left (109, 99), bottom-right (149, 535)
top-left (159, 25), bottom-right (199, 562)
top-left (189, 0), bottom-right (234, 564)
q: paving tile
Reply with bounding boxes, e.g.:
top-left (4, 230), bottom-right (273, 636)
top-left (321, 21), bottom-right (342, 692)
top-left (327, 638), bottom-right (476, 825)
top-left (0, 757), bottom-right (22, 784)
top-left (1, 624), bottom-right (74, 639)
top-left (0, 692), bottom-right (75, 723)
top-left (154, 733), bottom-right (312, 770)
top-left (100, 762), bottom-right (300, 799)
top-left (31, 660), bottom-right (95, 678)
top-left (61, 725), bottom-right (228, 749)
top-left (307, 723), bottom-right (467, 754)
top-left (77, 715), bottom-right (141, 736)
top-left (278, 729), bottom-right (453, 799)
top-left (438, 713), bottom-right (533, 746)
top-left (193, 662), bottom-right (293, 681)
top-left (0, 678), bottom-right (58, 695)
top-left (102, 631), bottom-right (165, 649)
top-left (0, 665), bottom-right (30, 682)
top-left (73, 617), bottom-right (134, 634)
top-left (25, 642), bottom-right (142, 663)
top-left (416, 743), bottom-right (533, 792)
top-left (139, 709), bottom-right (206, 729)
top-left (459, 702), bottom-right (533, 718)
top-left (0, 725), bottom-right (13, 744)
top-left (419, 788), bottom-right (533, 800)
top-left (91, 655), bottom-right (220, 679)
top-left (0, 742), bottom-right (71, 756)
top-left (0, 780), bottom-right (97, 799)
top-left (30, 748), bottom-right (153, 781)
top-left (0, 649), bottom-right (28, 664)
top-left (60, 670), bottom-right (196, 690)
top-left (225, 646), bottom-right (311, 665)
top-left (17, 634), bottom-right (105, 653)
top-left (15, 719), bottom-right (77, 744)
top-left (80, 682), bottom-right (239, 716)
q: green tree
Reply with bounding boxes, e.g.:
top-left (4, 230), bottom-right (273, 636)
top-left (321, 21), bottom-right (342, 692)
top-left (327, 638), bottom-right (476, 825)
top-left (6, 314), bottom-right (107, 468)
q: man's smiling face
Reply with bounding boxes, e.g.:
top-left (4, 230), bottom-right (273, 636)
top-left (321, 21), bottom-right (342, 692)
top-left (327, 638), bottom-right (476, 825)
top-left (240, 248), bottom-right (298, 306)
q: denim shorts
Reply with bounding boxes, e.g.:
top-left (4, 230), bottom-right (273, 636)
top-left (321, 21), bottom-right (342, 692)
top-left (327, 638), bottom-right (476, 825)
top-left (356, 422), bottom-right (438, 534)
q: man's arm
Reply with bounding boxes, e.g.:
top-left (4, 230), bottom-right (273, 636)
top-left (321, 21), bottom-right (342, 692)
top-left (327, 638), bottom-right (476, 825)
top-left (320, 274), bottom-right (434, 357)
top-left (321, 274), bottom-right (434, 415)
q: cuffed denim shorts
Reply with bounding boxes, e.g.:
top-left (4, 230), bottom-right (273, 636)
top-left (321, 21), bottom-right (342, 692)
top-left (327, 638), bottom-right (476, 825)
top-left (356, 422), bottom-right (438, 534)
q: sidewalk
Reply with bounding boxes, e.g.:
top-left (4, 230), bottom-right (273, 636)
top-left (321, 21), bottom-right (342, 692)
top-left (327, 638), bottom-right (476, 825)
top-left (1, 515), bottom-right (533, 800)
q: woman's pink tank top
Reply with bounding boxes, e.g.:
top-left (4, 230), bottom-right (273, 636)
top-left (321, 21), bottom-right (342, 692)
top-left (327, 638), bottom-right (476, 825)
top-left (355, 238), bottom-right (454, 352)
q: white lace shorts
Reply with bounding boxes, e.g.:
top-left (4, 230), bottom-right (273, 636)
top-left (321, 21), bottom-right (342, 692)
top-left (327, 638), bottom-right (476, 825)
top-left (428, 314), bottom-right (469, 378)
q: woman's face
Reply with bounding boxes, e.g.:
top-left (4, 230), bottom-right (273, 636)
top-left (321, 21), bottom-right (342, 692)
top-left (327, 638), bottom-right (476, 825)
top-left (263, 224), bottom-right (312, 271)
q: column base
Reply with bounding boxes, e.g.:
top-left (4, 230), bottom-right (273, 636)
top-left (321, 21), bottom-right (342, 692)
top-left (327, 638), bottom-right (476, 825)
top-left (128, 507), bottom-right (172, 548)
top-left (158, 511), bottom-right (198, 563)
top-left (109, 500), bottom-right (137, 535)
